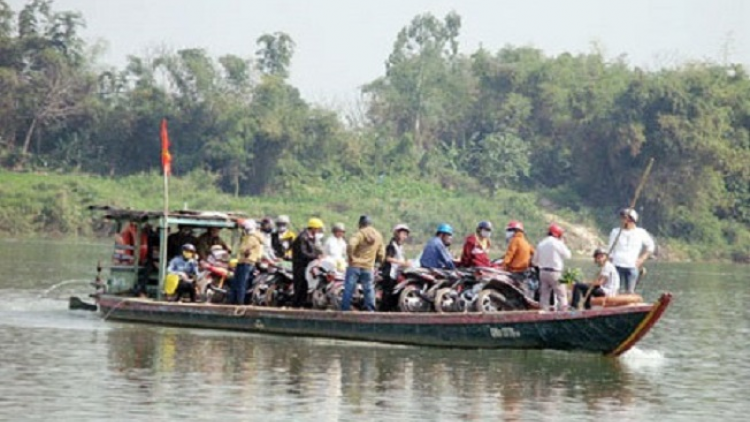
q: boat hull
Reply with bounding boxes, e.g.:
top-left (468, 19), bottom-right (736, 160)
top-left (96, 293), bottom-right (671, 356)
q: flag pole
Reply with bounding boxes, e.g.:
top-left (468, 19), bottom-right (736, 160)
top-left (158, 118), bottom-right (172, 300)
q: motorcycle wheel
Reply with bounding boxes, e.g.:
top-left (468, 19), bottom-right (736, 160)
top-left (434, 288), bottom-right (455, 313)
top-left (475, 289), bottom-right (513, 313)
top-left (264, 284), bottom-right (279, 307)
top-left (311, 288), bottom-right (329, 310)
top-left (398, 285), bottom-right (430, 313)
top-left (251, 283), bottom-right (268, 306)
top-left (330, 284), bottom-right (345, 310)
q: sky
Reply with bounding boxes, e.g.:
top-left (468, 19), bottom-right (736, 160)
top-left (6, 0), bottom-right (749, 106)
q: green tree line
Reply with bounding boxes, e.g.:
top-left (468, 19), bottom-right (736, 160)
top-left (1, 1), bottom-right (749, 261)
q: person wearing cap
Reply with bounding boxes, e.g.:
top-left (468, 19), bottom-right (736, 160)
top-left (420, 224), bottom-right (457, 269)
top-left (272, 215), bottom-right (296, 260)
top-left (380, 223), bottom-right (411, 311)
top-left (608, 208), bottom-right (655, 294)
top-left (500, 220), bottom-right (535, 277)
top-left (167, 243), bottom-right (200, 302)
top-left (341, 215), bottom-right (385, 311)
top-left (230, 219), bottom-right (264, 305)
top-left (459, 221), bottom-right (495, 268)
top-left (570, 247), bottom-right (621, 309)
top-left (532, 223), bottom-right (571, 311)
top-left (291, 218), bottom-right (325, 307)
top-left (324, 222), bottom-right (348, 270)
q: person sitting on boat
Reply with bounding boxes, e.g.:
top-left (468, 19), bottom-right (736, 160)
top-left (231, 220), bottom-right (264, 305)
top-left (500, 220), bottom-right (534, 280)
top-left (167, 243), bottom-right (200, 302)
top-left (341, 216), bottom-right (385, 311)
top-left (380, 223), bottom-right (411, 311)
top-left (324, 222), bottom-right (348, 271)
top-left (459, 221), bottom-right (496, 268)
top-left (167, 225), bottom-right (198, 261)
top-left (571, 247), bottom-right (621, 309)
top-left (420, 224), bottom-right (457, 269)
top-left (196, 227), bottom-right (231, 260)
top-left (272, 215), bottom-right (296, 260)
top-left (608, 208), bottom-right (655, 294)
top-left (290, 218), bottom-right (325, 308)
top-left (532, 223), bottom-right (571, 311)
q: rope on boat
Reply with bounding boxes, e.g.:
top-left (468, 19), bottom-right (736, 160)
top-left (233, 306), bottom-right (247, 317)
top-left (101, 298), bottom-right (130, 321)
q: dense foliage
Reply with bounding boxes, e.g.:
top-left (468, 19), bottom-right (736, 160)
top-left (1, 2), bottom-right (749, 261)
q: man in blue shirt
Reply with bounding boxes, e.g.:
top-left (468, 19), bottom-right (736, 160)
top-left (420, 224), bottom-right (456, 269)
top-left (167, 243), bottom-right (200, 302)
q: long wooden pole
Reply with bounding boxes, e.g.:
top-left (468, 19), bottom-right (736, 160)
top-left (579, 158), bottom-right (655, 310)
top-left (157, 152), bottom-right (170, 300)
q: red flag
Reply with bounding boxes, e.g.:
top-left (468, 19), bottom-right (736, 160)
top-left (160, 118), bottom-right (172, 176)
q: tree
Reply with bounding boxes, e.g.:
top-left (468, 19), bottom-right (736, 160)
top-left (255, 32), bottom-right (294, 79)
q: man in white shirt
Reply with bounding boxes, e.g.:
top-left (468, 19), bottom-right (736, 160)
top-left (608, 208), bottom-right (655, 294)
top-left (324, 222), bottom-right (348, 270)
top-left (532, 223), bottom-right (572, 311)
top-left (571, 247), bottom-right (621, 309)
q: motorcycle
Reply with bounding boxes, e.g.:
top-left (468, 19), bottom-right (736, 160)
top-left (394, 267), bottom-right (457, 313)
top-left (433, 268), bottom-right (484, 313)
top-left (263, 262), bottom-right (295, 307)
top-left (196, 262), bottom-right (233, 303)
top-left (308, 259), bottom-right (347, 310)
top-left (473, 267), bottom-right (541, 312)
top-left (249, 260), bottom-right (290, 306)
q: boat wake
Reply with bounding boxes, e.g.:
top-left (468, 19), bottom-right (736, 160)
top-left (619, 346), bottom-right (667, 373)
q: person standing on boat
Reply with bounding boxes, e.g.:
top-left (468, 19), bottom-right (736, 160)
top-left (420, 224), bottom-right (457, 269)
top-left (196, 227), bottom-right (230, 260)
top-left (608, 208), bottom-right (655, 294)
top-left (571, 247), bottom-right (621, 309)
top-left (380, 223), bottom-right (411, 311)
top-left (341, 215), bottom-right (385, 311)
top-left (532, 223), bottom-right (571, 311)
top-left (291, 218), bottom-right (325, 307)
top-left (500, 221), bottom-right (534, 279)
top-left (459, 221), bottom-right (495, 268)
top-left (272, 215), bottom-right (296, 261)
top-left (324, 222), bottom-right (348, 271)
top-left (167, 243), bottom-right (200, 302)
top-left (231, 219), bottom-right (264, 305)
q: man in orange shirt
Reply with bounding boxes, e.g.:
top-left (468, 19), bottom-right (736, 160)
top-left (500, 220), bottom-right (534, 280)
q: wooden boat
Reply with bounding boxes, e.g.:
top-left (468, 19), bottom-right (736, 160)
top-left (84, 206), bottom-right (672, 356)
top-left (95, 294), bottom-right (671, 356)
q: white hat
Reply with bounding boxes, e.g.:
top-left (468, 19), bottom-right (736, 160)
top-left (393, 223), bottom-right (410, 233)
top-left (242, 219), bottom-right (257, 232)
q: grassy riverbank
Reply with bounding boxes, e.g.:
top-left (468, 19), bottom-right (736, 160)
top-left (0, 170), bottom-right (747, 262)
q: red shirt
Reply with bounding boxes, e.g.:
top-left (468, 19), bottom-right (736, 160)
top-left (459, 233), bottom-right (493, 267)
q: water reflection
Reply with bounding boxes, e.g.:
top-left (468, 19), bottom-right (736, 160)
top-left (106, 327), bottom-right (647, 421)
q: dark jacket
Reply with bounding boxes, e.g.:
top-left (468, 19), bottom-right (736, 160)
top-left (291, 230), bottom-right (318, 268)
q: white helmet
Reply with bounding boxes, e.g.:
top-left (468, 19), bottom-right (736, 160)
top-left (276, 215), bottom-right (291, 225)
top-left (242, 219), bottom-right (257, 233)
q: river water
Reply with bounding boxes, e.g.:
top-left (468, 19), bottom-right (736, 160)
top-left (0, 239), bottom-right (747, 421)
